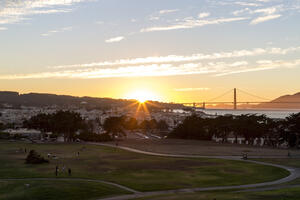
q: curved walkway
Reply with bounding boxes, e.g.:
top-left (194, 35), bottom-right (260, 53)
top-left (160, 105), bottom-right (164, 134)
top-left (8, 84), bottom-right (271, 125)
top-left (0, 177), bottom-right (139, 194)
top-left (86, 143), bottom-right (300, 200)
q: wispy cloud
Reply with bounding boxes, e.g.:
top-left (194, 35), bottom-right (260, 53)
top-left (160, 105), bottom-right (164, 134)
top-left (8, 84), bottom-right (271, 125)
top-left (250, 14), bottom-right (281, 24)
top-left (215, 59), bottom-right (300, 76)
top-left (235, 2), bottom-right (262, 7)
top-left (0, 64), bottom-right (214, 80)
top-left (141, 17), bottom-right (247, 32)
top-left (174, 88), bottom-right (210, 92)
top-left (231, 2), bottom-right (299, 25)
top-left (149, 9), bottom-right (179, 21)
top-left (41, 26), bottom-right (73, 37)
top-left (49, 46), bottom-right (300, 69)
top-left (198, 12), bottom-right (210, 19)
top-left (159, 9), bottom-right (179, 15)
top-left (1, 58), bottom-right (299, 80)
top-left (105, 36), bottom-right (125, 43)
top-left (253, 7), bottom-right (277, 15)
top-left (0, 0), bottom-right (89, 26)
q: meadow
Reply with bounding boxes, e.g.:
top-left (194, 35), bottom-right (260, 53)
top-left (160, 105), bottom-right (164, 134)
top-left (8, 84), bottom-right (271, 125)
top-left (0, 141), bottom-right (291, 200)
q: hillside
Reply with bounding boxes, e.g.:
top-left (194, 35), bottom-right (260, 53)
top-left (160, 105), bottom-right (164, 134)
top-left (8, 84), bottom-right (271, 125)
top-left (257, 92), bottom-right (300, 109)
top-left (0, 91), bottom-right (184, 110)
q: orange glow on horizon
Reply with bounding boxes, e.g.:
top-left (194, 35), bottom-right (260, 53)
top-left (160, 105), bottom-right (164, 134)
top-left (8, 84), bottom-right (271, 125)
top-left (124, 90), bottom-right (161, 103)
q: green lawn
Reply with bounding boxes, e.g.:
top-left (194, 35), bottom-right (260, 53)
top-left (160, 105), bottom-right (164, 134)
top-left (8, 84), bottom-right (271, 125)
top-left (0, 180), bottom-right (130, 200)
top-left (252, 158), bottom-right (300, 168)
top-left (0, 142), bottom-right (290, 192)
top-left (250, 158), bottom-right (300, 187)
top-left (136, 187), bottom-right (300, 200)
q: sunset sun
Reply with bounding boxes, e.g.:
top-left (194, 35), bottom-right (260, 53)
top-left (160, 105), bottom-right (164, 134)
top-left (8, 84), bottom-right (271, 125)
top-left (125, 90), bottom-right (160, 103)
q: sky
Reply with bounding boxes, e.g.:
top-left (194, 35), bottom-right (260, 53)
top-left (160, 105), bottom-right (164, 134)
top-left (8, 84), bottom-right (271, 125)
top-left (0, 0), bottom-right (300, 103)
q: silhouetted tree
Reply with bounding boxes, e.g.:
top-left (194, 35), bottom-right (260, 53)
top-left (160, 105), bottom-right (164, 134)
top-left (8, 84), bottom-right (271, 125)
top-left (103, 116), bottom-right (126, 139)
top-left (24, 111), bottom-right (86, 142)
top-left (157, 120), bottom-right (169, 131)
top-left (124, 117), bottom-right (138, 131)
top-left (285, 113), bottom-right (300, 148)
top-left (169, 115), bottom-right (212, 140)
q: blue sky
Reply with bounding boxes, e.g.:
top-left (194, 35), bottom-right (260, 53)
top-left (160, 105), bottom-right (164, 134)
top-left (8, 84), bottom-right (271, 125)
top-left (0, 0), bottom-right (300, 102)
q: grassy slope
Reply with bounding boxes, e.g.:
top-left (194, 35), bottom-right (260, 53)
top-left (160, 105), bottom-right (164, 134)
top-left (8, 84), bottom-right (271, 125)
top-left (0, 142), bottom-right (290, 192)
top-left (0, 180), bottom-right (130, 200)
top-left (136, 187), bottom-right (300, 200)
top-left (252, 158), bottom-right (300, 168)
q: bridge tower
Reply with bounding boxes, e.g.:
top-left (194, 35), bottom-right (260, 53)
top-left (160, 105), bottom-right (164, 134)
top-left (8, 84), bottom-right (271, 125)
top-left (234, 88), bottom-right (237, 110)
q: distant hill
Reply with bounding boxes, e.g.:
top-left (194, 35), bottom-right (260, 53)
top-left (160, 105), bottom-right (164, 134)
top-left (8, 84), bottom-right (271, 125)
top-left (0, 91), bottom-right (184, 110)
top-left (257, 92), bottom-right (300, 109)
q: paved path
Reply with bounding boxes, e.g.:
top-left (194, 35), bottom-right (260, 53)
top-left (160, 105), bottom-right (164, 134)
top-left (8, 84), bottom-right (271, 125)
top-left (86, 143), bottom-right (300, 200)
top-left (236, 184), bottom-right (300, 193)
top-left (0, 178), bottom-right (139, 194)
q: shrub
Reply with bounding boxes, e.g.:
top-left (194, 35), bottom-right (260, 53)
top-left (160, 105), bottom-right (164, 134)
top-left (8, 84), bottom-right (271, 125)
top-left (26, 150), bottom-right (49, 164)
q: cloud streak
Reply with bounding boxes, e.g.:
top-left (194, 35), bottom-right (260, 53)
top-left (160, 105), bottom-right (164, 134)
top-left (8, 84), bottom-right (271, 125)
top-left (250, 14), bottom-right (281, 24)
top-left (105, 36), bottom-right (125, 43)
top-left (1, 58), bottom-right (299, 80)
top-left (49, 46), bottom-right (300, 69)
top-left (41, 26), bottom-right (73, 37)
top-left (0, 0), bottom-right (89, 26)
top-left (141, 17), bottom-right (247, 32)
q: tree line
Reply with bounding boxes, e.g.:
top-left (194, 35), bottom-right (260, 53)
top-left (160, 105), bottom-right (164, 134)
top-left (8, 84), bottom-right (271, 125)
top-left (169, 113), bottom-right (300, 148)
top-left (22, 111), bottom-right (169, 142)
top-left (102, 116), bottom-right (169, 138)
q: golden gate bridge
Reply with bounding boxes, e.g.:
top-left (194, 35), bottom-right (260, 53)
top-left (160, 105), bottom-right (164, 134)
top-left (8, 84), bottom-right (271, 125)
top-left (182, 88), bottom-right (300, 110)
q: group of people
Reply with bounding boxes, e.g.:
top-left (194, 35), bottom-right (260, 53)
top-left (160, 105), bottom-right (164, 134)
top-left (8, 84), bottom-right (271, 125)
top-left (19, 146), bottom-right (89, 177)
top-left (54, 148), bottom-right (87, 176)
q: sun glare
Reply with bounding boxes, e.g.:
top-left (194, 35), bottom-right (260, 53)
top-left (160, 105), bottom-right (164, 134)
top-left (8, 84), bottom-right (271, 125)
top-left (125, 90), bottom-right (160, 103)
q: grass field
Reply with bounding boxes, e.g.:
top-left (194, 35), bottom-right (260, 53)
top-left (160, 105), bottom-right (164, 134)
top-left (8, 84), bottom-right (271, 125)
top-left (252, 158), bottom-right (300, 168)
top-left (250, 158), bottom-right (300, 186)
top-left (136, 187), bottom-right (300, 200)
top-left (113, 138), bottom-right (300, 156)
top-left (0, 141), bottom-right (291, 198)
top-left (0, 180), bottom-right (130, 200)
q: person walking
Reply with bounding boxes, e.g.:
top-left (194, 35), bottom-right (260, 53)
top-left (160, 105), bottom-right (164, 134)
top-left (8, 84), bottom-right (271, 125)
top-left (55, 166), bottom-right (58, 176)
top-left (68, 168), bottom-right (72, 176)
top-left (62, 165), bottom-right (65, 172)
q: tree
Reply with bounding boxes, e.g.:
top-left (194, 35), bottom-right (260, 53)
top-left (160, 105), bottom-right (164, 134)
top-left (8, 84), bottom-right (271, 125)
top-left (233, 114), bottom-right (267, 145)
top-left (24, 111), bottom-right (86, 142)
top-left (169, 115), bottom-right (212, 140)
top-left (0, 122), bottom-right (4, 131)
top-left (212, 116), bottom-right (235, 143)
top-left (157, 120), bottom-right (169, 131)
top-left (103, 116), bottom-right (126, 139)
top-left (285, 113), bottom-right (300, 148)
top-left (52, 111), bottom-right (85, 142)
top-left (23, 113), bottom-right (53, 133)
top-left (124, 117), bottom-right (138, 131)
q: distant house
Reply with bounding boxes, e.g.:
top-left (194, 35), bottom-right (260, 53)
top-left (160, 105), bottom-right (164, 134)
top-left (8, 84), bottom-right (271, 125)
top-left (3, 128), bottom-right (41, 139)
top-left (212, 133), bottom-right (265, 146)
